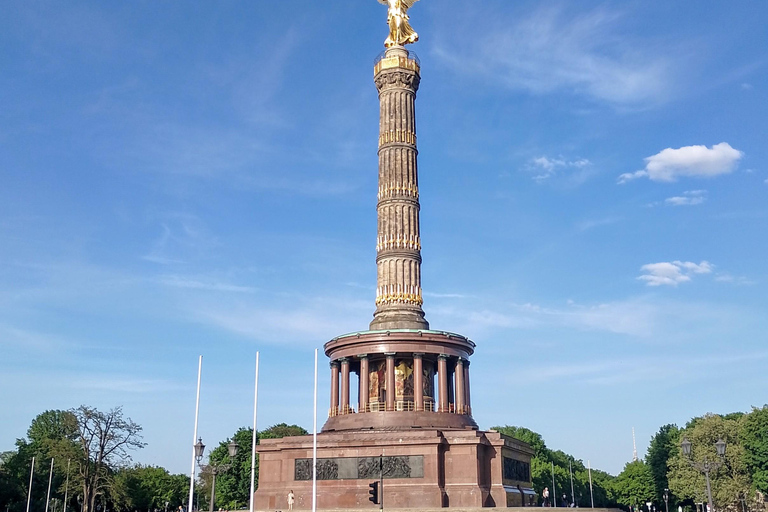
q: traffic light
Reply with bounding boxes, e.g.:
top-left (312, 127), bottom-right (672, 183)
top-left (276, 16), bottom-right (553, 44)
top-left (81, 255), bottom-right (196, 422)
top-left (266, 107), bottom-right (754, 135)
top-left (368, 481), bottom-right (379, 504)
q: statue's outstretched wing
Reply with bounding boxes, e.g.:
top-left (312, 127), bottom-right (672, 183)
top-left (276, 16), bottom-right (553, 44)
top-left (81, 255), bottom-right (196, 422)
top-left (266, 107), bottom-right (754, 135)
top-left (402, 0), bottom-right (420, 8)
top-left (377, 0), bottom-right (389, 5)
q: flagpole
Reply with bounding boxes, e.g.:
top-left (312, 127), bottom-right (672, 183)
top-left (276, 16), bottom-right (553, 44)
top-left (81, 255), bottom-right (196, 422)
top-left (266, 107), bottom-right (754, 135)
top-left (188, 356), bottom-right (203, 512)
top-left (249, 352), bottom-right (260, 512)
top-left (312, 348), bottom-right (318, 512)
top-left (63, 459), bottom-right (71, 512)
top-left (552, 461), bottom-right (557, 507)
top-left (588, 460), bottom-right (594, 508)
top-left (569, 460), bottom-right (575, 507)
top-left (26, 456), bottom-right (35, 512)
top-left (45, 458), bottom-right (54, 512)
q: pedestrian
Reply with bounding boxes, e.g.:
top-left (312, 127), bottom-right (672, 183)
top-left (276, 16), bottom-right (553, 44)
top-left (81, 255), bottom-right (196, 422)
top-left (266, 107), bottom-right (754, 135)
top-left (287, 490), bottom-right (295, 511)
top-left (562, 494), bottom-right (568, 507)
top-left (542, 487), bottom-right (550, 507)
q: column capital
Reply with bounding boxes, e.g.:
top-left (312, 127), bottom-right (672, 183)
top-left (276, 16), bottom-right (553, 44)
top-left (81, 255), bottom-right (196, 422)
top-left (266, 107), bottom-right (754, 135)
top-left (330, 360), bottom-right (339, 369)
top-left (412, 352), bottom-right (424, 359)
top-left (438, 353), bottom-right (449, 361)
top-left (385, 352), bottom-right (396, 358)
top-left (357, 354), bottom-right (369, 360)
top-left (339, 357), bottom-right (350, 364)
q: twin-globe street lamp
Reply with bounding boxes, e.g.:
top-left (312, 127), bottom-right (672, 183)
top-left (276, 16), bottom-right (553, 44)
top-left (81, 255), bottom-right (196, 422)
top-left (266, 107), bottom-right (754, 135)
top-left (681, 437), bottom-right (727, 512)
top-left (194, 438), bottom-right (239, 512)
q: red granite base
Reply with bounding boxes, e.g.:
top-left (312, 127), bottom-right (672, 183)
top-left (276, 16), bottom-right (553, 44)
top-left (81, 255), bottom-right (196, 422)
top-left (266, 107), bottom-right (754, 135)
top-left (254, 429), bottom-right (534, 510)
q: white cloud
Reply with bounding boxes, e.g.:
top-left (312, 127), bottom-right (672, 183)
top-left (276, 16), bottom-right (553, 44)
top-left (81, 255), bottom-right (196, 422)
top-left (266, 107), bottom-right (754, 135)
top-left (527, 156), bottom-right (591, 182)
top-left (619, 143), bottom-right (743, 183)
top-left (665, 190), bottom-right (707, 206)
top-left (638, 260), bottom-right (713, 286)
top-left (432, 5), bottom-right (676, 107)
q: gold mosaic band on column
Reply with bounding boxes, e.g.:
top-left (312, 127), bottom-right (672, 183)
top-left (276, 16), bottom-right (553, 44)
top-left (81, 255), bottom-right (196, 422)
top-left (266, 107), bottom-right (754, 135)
top-left (379, 129), bottom-right (417, 147)
top-left (378, 182), bottom-right (419, 200)
top-left (376, 234), bottom-right (421, 252)
top-left (374, 54), bottom-right (420, 76)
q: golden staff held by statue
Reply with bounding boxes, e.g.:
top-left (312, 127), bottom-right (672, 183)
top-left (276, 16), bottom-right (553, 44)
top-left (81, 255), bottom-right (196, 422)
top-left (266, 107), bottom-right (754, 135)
top-left (377, 0), bottom-right (420, 47)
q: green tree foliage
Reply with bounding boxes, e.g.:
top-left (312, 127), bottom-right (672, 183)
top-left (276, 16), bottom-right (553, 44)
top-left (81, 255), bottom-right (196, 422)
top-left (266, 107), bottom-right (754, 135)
top-left (492, 425), bottom-right (617, 508)
top-left (72, 405), bottom-right (146, 512)
top-left (741, 405), bottom-right (768, 495)
top-left (110, 466), bottom-right (188, 512)
top-left (202, 424), bottom-right (308, 510)
top-left (668, 414), bottom-right (754, 510)
top-left (613, 460), bottom-right (656, 508)
top-left (646, 424), bottom-right (680, 504)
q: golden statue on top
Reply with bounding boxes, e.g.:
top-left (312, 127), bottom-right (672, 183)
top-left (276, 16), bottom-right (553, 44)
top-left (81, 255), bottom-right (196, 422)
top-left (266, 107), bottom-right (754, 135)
top-left (377, 0), bottom-right (420, 47)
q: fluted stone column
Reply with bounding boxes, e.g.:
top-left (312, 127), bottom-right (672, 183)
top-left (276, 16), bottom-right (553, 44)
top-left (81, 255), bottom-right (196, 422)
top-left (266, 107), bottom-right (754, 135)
top-left (385, 353), bottom-right (396, 411)
top-left (371, 46), bottom-right (429, 331)
top-left (330, 361), bottom-right (339, 416)
top-left (359, 355), bottom-right (369, 413)
top-left (413, 353), bottom-right (424, 411)
top-left (438, 354), bottom-right (448, 413)
top-left (340, 358), bottom-right (350, 414)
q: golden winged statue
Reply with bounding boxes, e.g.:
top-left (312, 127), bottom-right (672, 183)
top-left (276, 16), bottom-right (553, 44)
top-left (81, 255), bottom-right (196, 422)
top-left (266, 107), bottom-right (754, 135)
top-left (377, 0), bottom-right (420, 47)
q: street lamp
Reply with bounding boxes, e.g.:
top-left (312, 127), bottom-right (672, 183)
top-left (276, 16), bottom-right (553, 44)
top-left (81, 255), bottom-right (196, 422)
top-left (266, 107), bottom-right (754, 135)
top-left (663, 488), bottom-right (669, 512)
top-left (196, 439), bottom-right (239, 512)
top-left (680, 438), bottom-right (726, 512)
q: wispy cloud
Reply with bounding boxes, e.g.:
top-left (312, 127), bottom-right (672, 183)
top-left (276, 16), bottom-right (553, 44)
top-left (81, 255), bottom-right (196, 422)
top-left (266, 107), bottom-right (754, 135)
top-left (158, 275), bottom-right (255, 294)
top-left (637, 260), bottom-right (713, 286)
top-left (526, 156), bottom-right (592, 183)
top-left (433, 5), bottom-right (677, 107)
top-left (665, 190), bottom-right (707, 206)
top-left (619, 143), bottom-right (743, 183)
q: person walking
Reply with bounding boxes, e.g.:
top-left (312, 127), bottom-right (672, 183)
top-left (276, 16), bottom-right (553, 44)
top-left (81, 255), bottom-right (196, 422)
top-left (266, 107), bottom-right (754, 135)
top-left (542, 487), bottom-right (550, 507)
top-left (287, 490), bottom-right (295, 511)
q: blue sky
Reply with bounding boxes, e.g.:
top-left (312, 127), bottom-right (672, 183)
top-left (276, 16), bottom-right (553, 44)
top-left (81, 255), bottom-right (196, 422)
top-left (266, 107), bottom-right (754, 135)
top-left (1, 1), bottom-right (766, 477)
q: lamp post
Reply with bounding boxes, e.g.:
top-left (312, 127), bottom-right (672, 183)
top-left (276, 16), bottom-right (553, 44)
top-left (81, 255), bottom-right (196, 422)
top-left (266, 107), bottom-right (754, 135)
top-left (196, 439), bottom-right (239, 512)
top-left (663, 488), bottom-right (669, 512)
top-left (681, 437), bottom-right (726, 512)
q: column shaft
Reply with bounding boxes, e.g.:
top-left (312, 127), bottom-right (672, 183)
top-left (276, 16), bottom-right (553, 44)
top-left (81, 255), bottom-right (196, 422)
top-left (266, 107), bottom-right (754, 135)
top-left (413, 354), bottom-right (424, 411)
top-left (438, 355), bottom-right (448, 413)
top-left (340, 358), bottom-right (350, 414)
top-left (464, 361), bottom-right (472, 415)
top-left (455, 358), bottom-right (465, 414)
top-left (330, 362), bottom-right (339, 416)
top-left (359, 356), bottom-right (369, 413)
top-left (386, 353), bottom-right (396, 411)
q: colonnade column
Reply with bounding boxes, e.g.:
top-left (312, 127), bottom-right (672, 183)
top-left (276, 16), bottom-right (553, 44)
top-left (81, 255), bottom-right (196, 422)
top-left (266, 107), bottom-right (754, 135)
top-left (359, 355), bottom-right (369, 413)
top-left (385, 353), bottom-right (396, 411)
top-left (438, 354), bottom-right (448, 413)
top-left (330, 361), bottom-right (339, 416)
top-left (413, 353), bottom-right (424, 411)
top-left (455, 358), bottom-right (465, 414)
top-left (340, 358), bottom-right (350, 414)
top-left (464, 360), bottom-right (471, 415)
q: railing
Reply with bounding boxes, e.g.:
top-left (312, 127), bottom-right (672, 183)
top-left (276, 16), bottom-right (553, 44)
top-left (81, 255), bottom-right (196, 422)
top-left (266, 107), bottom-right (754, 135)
top-left (329, 400), bottom-right (470, 417)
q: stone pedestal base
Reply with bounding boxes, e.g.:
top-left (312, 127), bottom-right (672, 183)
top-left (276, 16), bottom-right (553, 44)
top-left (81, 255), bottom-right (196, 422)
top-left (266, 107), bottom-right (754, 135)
top-left (254, 429), bottom-right (534, 510)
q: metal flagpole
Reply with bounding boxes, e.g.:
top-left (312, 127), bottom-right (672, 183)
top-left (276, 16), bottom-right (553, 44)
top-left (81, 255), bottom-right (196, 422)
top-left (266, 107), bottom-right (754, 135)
top-left (26, 456), bottom-right (35, 512)
top-left (588, 460), bottom-right (594, 508)
top-left (312, 349), bottom-right (318, 512)
top-left (552, 462), bottom-right (557, 507)
top-left (249, 352), bottom-right (260, 512)
top-left (63, 459), bottom-right (71, 512)
top-left (569, 460), bottom-right (575, 507)
top-left (188, 356), bottom-right (203, 512)
top-left (45, 458), bottom-right (55, 512)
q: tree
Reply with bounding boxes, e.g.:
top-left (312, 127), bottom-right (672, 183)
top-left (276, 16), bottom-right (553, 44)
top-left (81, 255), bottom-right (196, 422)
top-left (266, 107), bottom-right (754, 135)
top-left (741, 405), bottom-right (768, 495)
top-left (110, 466), bottom-right (188, 512)
top-left (202, 424), bottom-right (309, 510)
top-left (613, 460), bottom-right (655, 509)
top-left (71, 406), bottom-right (146, 512)
top-left (646, 424), bottom-right (680, 504)
top-left (668, 414), bottom-right (754, 511)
